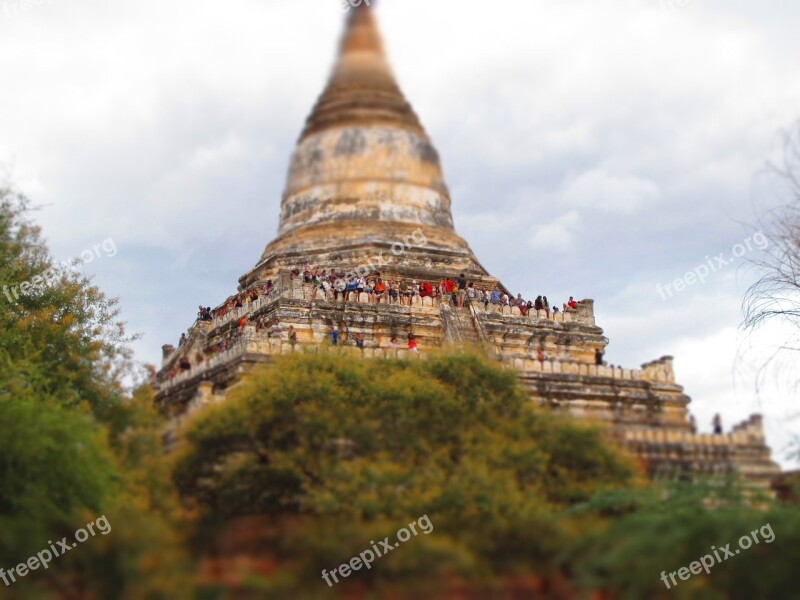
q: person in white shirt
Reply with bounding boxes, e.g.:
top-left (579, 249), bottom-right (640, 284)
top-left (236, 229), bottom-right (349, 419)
top-left (334, 277), bottom-right (346, 301)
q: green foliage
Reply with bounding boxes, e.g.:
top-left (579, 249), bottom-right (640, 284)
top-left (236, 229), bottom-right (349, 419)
top-left (0, 188), bottom-right (135, 415)
top-left (569, 484), bottom-right (800, 599)
top-left (0, 393), bottom-right (118, 562)
top-left (3, 185), bottom-right (797, 599)
top-left (175, 350), bottom-right (641, 590)
top-left (0, 189), bottom-right (194, 599)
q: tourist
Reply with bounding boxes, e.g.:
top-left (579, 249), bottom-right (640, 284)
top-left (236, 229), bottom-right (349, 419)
top-left (595, 348), bottom-right (605, 366)
top-left (366, 277), bottom-right (376, 303)
top-left (269, 319), bottom-right (283, 338)
top-left (288, 325), bottom-right (297, 345)
top-left (467, 283), bottom-right (476, 305)
top-left (399, 279), bottom-right (409, 305)
top-left (542, 295), bottom-right (550, 317)
top-left (320, 277), bottom-right (332, 300)
top-left (375, 278), bottom-right (386, 303)
top-left (329, 325), bottom-right (340, 346)
top-left (355, 332), bottom-right (365, 349)
top-left (491, 288), bottom-right (501, 305)
top-left (565, 296), bottom-right (578, 312)
top-left (456, 273), bottom-right (467, 294)
top-left (456, 273), bottom-right (467, 307)
top-left (356, 275), bottom-right (366, 298)
top-left (443, 277), bottom-right (454, 300)
top-left (408, 333), bottom-right (418, 352)
top-left (345, 276), bottom-right (357, 301)
top-left (455, 273), bottom-right (467, 307)
top-left (388, 281), bottom-right (399, 303)
top-left (388, 336), bottom-right (399, 349)
top-left (311, 275), bottom-right (320, 300)
top-left (537, 346), bottom-right (546, 362)
top-left (334, 277), bottom-right (346, 301)
top-left (712, 414), bottom-right (723, 435)
top-left (179, 333), bottom-right (187, 346)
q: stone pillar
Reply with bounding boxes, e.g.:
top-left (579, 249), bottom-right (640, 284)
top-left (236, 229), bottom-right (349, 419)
top-left (578, 299), bottom-right (595, 326)
top-left (162, 344), bottom-right (176, 365)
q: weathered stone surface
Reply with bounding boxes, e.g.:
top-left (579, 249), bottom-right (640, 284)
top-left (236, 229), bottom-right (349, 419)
top-left (243, 5), bottom-right (488, 287)
top-left (157, 4), bottom-right (780, 491)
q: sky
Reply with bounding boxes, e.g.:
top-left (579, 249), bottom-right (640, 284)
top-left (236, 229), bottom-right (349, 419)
top-left (1, 0), bottom-right (799, 466)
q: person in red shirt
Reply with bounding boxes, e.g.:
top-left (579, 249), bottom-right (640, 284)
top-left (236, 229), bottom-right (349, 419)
top-left (374, 278), bottom-right (387, 303)
top-left (408, 333), bottom-right (418, 352)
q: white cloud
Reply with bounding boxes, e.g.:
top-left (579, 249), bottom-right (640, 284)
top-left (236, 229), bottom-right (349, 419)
top-left (562, 169), bottom-right (660, 214)
top-left (529, 210), bottom-right (580, 251)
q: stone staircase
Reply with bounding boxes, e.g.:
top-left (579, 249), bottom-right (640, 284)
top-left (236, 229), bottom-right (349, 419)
top-left (441, 304), bottom-right (482, 345)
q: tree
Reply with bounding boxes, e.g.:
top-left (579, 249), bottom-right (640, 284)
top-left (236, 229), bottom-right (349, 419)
top-left (569, 483), bottom-right (800, 599)
top-left (0, 187), bottom-right (194, 599)
top-left (742, 124), bottom-right (800, 459)
top-left (743, 125), bottom-right (800, 365)
top-left (174, 350), bottom-right (642, 596)
top-left (0, 187), bottom-right (136, 416)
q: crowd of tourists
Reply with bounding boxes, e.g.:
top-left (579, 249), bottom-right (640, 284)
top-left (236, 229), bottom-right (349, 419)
top-left (287, 267), bottom-right (580, 317)
top-left (165, 266), bottom-right (580, 380)
top-left (187, 267), bottom-right (581, 323)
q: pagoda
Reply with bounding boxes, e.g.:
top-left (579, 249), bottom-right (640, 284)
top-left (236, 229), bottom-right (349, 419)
top-left (156, 4), bottom-right (780, 490)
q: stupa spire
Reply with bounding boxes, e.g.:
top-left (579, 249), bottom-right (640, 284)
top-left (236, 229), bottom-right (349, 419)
top-left (243, 1), bottom-right (493, 286)
top-left (299, 2), bottom-right (425, 141)
top-left (340, 3), bottom-right (384, 55)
